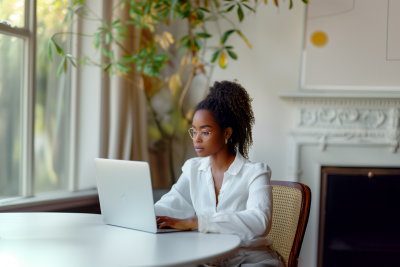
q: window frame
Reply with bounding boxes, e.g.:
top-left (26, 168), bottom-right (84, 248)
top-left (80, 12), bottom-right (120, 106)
top-left (0, 0), bottom-right (79, 201)
top-left (0, 0), bottom-right (36, 198)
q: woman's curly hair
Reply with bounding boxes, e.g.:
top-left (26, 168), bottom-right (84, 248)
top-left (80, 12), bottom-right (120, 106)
top-left (195, 80), bottom-right (255, 159)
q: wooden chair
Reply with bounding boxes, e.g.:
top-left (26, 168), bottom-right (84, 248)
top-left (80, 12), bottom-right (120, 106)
top-left (266, 181), bottom-right (311, 267)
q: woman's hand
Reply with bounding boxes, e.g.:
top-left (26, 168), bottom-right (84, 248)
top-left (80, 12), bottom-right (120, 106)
top-left (156, 216), bottom-right (198, 230)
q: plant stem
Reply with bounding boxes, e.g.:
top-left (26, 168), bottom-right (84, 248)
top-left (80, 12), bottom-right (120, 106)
top-left (52, 32), bottom-right (93, 38)
top-left (202, 64), bottom-right (214, 99)
top-left (83, 3), bottom-right (103, 22)
top-left (209, 0), bottom-right (222, 37)
top-left (178, 67), bottom-right (196, 118)
top-left (220, 13), bottom-right (237, 29)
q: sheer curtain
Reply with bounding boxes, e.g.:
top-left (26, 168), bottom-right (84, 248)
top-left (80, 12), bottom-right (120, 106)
top-left (100, 1), bottom-right (149, 163)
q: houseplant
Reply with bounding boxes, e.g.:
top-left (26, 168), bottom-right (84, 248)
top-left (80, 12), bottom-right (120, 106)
top-left (49, 0), bottom-right (308, 187)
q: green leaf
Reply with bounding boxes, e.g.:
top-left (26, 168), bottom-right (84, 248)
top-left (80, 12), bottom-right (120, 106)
top-left (131, 5), bottom-right (141, 15)
top-left (212, 0), bottom-right (220, 8)
top-left (106, 32), bottom-right (112, 45)
top-left (221, 30), bottom-right (234, 44)
top-left (237, 4), bottom-right (244, 22)
top-left (125, 20), bottom-right (138, 25)
top-left (69, 57), bottom-right (77, 67)
top-left (103, 21), bottom-right (109, 29)
top-left (302, 0), bottom-right (308, 3)
top-left (198, 7), bottom-right (211, 13)
top-left (144, 2), bottom-right (151, 15)
top-left (227, 50), bottom-right (237, 60)
top-left (226, 5), bottom-right (235, 12)
top-left (129, 7), bottom-right (135, 18)
top-left (102, 47), bottom-right (109, 57)
top-left (184, 39), bottom-right (192, 49)
top-left (289, 0), bottom-right (293, 9)
top-left (193, 37), bottom-right (202, 50)
top-left (197, 32), bottom-right (211, 38)
top-left (104, 63), bottom-right (112, 72)
top-left (170, 0), bottom-right (178, 21)
top-left (117, 63), bottom-right (131, 72)
top-left (57, 57), bottom-right (66, 76)
top-left (113, 26), bottom-right (128, 31)
top-left (236, 30), bottom-right (252, 48)
top-left (242, 4), bottom-right (255, 12)
top-left (179, 35), bottom-right (188, 43)
top-left (93, 33), bottom-right (100, 49)
top-left (48, 40), bottom-right (53, 61)
top-left (64, 56), bottom-right (68, 72)
top-left (52, 38), bottom-right (64, 56)
top-left (225, 46), bottom-right (233, 50)
top-left (195, 10), bottom-right (204, 20)
top-left (112, 19), bottom-right (120, 25)
top-left (119, 57), bottom-right (135, 63)
top-left (211, 50), bottom-right (220, 63)
top-left (153, 54), bottom-right (169, 61)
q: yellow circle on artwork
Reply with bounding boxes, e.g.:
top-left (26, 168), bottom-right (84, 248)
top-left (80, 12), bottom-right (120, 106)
top-left (311, 31), bottom-right (328, 47)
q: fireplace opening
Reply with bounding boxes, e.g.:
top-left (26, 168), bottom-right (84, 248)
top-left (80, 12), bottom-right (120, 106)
top-left (318, 167), bottom-right (400, 267)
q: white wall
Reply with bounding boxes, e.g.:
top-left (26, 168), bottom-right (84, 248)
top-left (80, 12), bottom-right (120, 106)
top-left (188, 3), bottom-right (306, 181)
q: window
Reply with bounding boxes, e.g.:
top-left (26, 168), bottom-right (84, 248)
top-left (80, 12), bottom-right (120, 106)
top-left (0, 0), bottom-right (71, 200)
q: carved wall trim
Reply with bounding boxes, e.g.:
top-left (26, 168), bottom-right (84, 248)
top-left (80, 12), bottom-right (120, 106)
top-left (283, 95), bottom-right (400, 182)
top-left (292, 98), bottom-right (400, 107)
top-left (292, 104), bottom-right (400, 153)
top-left (297, 108), bottom-right (388, 129)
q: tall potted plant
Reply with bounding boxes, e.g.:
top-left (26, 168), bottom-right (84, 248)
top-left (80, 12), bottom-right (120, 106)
top-left (49, 0), bottom-right (308, 187)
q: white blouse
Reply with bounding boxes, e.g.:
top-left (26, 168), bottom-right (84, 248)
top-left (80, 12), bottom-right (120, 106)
top-left (154, 152), bottom-right (274, 248)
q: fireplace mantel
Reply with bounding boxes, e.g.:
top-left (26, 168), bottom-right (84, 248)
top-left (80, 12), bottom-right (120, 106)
top-left (278, 91), bottom-right (400, 99)
top-left (278, 91), bottom-right (400, 267)
top-left (279, 91), bottom-right (400, 180)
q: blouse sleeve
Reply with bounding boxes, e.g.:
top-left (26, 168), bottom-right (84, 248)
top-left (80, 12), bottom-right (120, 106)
top-left (197, 172), bottom-right (273, 247)
top-left (154, 171), bottom-right (196, 219)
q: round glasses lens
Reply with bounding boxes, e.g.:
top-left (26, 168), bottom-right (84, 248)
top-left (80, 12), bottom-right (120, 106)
top-left (189, 129), bottom-right (196, 139)
top-left (201, 132), bottom-right (210, 141)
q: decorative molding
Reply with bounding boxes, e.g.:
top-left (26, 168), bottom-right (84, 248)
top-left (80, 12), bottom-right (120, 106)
top-left (293, 98), bottom-right (400, 107)
top-left (283, 95), bottom-right (400, 181)
top-left (291, 103), bottom-right (400, 153)
top-left (297, 108), bottom-right (387, 129)
top-left (278, 91), bottom-right (400, 100)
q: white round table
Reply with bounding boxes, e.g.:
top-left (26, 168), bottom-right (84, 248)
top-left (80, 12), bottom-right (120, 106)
top-left (0, 213), bottom-right (240, 267)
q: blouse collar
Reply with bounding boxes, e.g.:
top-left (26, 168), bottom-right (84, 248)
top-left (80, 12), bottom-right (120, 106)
top-left (198, 151), bottom-right (246, 176)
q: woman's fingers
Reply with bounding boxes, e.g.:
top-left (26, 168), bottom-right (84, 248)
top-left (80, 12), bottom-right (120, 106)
top-left (158, 222), bottom-right (171, 229)
top-left (156, 216), bottom-right (166, 223)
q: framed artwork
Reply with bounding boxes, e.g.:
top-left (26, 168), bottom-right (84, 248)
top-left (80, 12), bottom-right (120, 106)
top-left (301, 0), bottom-right (400, 91)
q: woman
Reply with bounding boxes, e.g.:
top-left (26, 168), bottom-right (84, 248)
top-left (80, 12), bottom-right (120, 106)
top-left (155, 80), bottom-right (284, 267)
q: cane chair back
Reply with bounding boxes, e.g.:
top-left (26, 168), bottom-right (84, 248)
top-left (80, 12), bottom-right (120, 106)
top-left (266, 181), bottom-right (311, 267)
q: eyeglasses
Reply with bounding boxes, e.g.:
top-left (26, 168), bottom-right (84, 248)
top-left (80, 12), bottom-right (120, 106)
top-left (188, 128), bottom-right (217, 141)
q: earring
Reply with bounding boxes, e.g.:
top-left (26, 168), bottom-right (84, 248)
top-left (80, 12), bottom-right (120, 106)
top-left (225, 138), bottom-right (228, 144)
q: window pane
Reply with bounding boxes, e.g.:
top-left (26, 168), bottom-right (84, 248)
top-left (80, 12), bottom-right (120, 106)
top-left (0, 0), bottom-right (25, 28)
top-left (35, 0), bottom-right (70, 194)
top-left (0, 34), bottom-right (23, 200)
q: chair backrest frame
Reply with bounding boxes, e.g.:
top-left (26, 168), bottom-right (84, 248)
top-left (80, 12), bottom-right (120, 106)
top-left (270, 181), bottom-right (312, 267)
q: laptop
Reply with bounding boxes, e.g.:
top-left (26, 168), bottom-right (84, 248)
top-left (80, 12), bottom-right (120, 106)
top-left (94, 158), bottom-right (187, 233)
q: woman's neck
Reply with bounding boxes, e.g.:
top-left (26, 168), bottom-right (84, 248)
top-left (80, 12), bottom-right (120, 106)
top-left (209, 146), bottom-right (236, 174)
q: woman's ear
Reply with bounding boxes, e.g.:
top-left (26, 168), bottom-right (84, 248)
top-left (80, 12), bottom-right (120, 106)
top-left (225, 127), bottom-right (233, 139)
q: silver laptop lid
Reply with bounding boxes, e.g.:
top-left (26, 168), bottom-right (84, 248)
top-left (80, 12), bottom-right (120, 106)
top-left (94, 158), bottom-right (157, 233)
